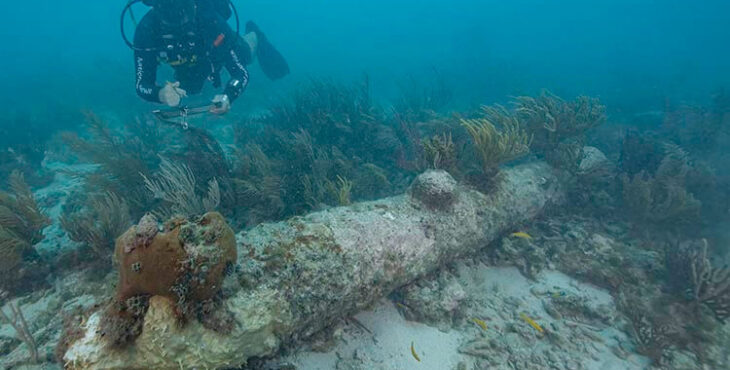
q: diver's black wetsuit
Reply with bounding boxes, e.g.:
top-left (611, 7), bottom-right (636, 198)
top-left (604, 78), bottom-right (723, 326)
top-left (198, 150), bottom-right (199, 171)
top-left (133, 7), bottom-right (251, 104)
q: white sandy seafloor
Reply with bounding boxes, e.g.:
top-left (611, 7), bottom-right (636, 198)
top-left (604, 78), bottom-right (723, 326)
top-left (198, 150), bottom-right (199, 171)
top-left (33, 162), bottom-right (96, 255)
top-left (276, 265), bottom-right (651, 370)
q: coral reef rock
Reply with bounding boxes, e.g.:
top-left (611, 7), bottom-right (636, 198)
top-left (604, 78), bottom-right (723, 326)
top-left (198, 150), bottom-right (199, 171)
top-left (579, 146), bottom-right (613, 174)
top-left (64, 162), bottom-right (562, 369)
top-left (408, 170), bottom-right (459, 210)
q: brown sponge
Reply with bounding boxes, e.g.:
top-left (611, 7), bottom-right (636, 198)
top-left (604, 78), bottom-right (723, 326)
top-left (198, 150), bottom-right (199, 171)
top-left (115, 223), bottom-right (182, 303)
top-left (101, 212), bottom-right (237, 346)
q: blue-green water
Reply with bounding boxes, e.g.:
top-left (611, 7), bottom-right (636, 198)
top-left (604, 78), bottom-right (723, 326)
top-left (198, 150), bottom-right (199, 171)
top-left (1, 1), bottom-right (729, 114)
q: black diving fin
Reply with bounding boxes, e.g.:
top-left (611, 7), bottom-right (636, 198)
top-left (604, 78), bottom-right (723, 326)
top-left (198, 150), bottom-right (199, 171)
top-left (246, 21), bottom-right (290, 80)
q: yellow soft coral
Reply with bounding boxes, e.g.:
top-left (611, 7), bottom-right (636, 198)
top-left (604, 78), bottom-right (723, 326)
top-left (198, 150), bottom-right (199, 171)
top-left (461, 106), bottom-right (531, 177)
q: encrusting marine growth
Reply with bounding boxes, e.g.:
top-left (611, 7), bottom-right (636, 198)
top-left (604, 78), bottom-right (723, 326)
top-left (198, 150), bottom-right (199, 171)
top-left (99, 211), bottom-right (237, 347)
top-left (61, 163), bottom-right (560, 368)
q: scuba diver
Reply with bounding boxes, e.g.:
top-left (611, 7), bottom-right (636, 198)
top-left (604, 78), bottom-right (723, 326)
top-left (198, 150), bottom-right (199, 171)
top-left (127, 0), bottom-right (289, 116)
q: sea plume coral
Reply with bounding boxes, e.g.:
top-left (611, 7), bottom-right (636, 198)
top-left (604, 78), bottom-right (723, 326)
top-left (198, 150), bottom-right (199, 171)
top-left (393, 73), bottom-right (453, 123)
top-left (0, 171), bottom-right (49, 294)
top-left (267, 78), bottom-right (382, 153)
top-left (62, 112), bottom-right (158, 215)
top-left (515, 90), bottom-right (605, 153)
top-left (0, 290), bottom-right (39, 364)
top-left (327, 175), bottom-right (353, 206)
top-left (421, 132), bottom-right (457, 172)
top-left (0, 171), bottom-right (49, 244)
top-left (461, 106), bottom-right (531, 179)
top-left (621, 144), bottom-right (701, 234)
top-left (687, 243), bottom-right (730, 322)
top-left (667, 239), bottom-right (730, 322)
top-left (60, 192), bottom-right (132, 261)
top-left (63, 113), bottom-right (235, 221)
top-left (227, 78), bottom-right (415, 223)
top-left (230, 143), bottom-right (286, 226)
top-left (142, 157), bottom-right (221, 219)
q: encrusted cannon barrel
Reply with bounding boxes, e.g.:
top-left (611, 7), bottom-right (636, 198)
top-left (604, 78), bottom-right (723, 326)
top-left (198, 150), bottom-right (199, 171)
top-left (64, 162), bottom-right (561, 369)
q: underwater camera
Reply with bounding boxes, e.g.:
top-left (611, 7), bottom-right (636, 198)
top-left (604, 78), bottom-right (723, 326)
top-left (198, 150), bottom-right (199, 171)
top-left (120, 0), bottom-right (240, 51)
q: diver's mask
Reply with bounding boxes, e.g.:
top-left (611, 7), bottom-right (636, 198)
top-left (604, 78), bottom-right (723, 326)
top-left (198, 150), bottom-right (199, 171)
top-left (156, 0), bottom-right (197, 29)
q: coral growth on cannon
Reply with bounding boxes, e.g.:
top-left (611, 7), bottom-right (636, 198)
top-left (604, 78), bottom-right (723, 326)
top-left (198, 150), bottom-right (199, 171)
top-left (99, 212), bottom-right (237, 347)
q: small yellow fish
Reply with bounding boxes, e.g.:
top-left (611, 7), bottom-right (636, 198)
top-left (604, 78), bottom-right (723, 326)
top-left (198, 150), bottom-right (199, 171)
top-left (410, 341), bottom-right (421, 362)
top-left (519, 312), bottom-right (544, 333)
top-left (510, 231), bottom-right (532, 240)
top-left (472, 318), bottom-right (488, 331)
top-left (551, 291), bottom-right (566, 298)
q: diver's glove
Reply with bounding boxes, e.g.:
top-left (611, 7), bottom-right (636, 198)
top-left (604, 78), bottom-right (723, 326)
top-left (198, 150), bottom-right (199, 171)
top-left (210, 94), bottom-right (231, 115)
top-left (159, 81), bottom-right (187, 107)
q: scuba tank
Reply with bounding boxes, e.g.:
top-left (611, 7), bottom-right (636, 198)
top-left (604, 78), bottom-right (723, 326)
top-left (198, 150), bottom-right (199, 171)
top-left (121, 0), bottom-right (239, 50)
top-left (142, 0), bottom-right (232, 20)
top-left (199, 0), bottom-right (232, 20)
